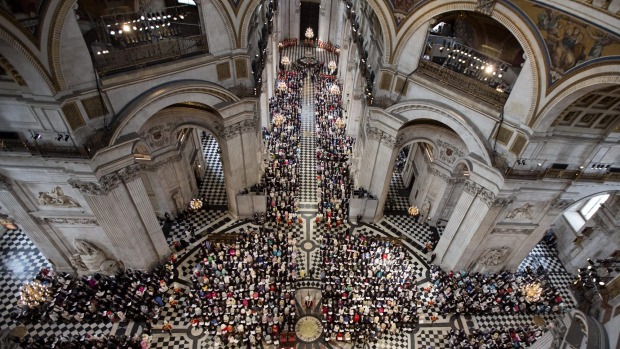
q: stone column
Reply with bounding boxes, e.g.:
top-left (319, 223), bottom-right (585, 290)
top-left (435, 180), bottom-right (495, 270)
top-left (356, 125), bottom-right (399, 221)
top-left (0, 175), bottom-right (73, 271)
top-left (217, 119), bottom-right (261, 218)
top-left (69, 167), bottom-right (169, 270)
top-left (458, 196), bottom-right (514, 270)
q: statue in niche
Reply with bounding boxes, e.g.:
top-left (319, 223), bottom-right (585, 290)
top-left (37, 186), bottom-right (81, 207)
top-left (506, 203), bottom-right (534, 220)
top-left (420, 199), bottom-right (431, 223)
top-left (478, 246), bottom-right (511, 267)
top-left (173, 190), bottom-right (185, 212)
top-left (71, 239), bottom-right (120, 275)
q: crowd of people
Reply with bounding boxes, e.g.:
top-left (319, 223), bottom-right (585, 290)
top-left (263, 69), bottom-right (303, 224)
top-left (17, 334), bottom-right (150, 349)
top-left (314, 73), bottom-right (354, 226)
top-left (188, 228), bottom-right (298, 347)
top-left (319, 228), bottom-right (419, 342)
top-left (446, 327), bottom-right (544, 348)
top-left (13, 264), bottom-right (174, 326)
top-left (430, 266), bottom-right (565, 316)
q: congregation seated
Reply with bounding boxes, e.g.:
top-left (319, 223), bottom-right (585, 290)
top-left (430, 265), bottom-right (565, 316)
top-left (320, 228), bottom-right (418, 342)
top-left (314, 72), bottom-right (354, 226)
top-left (18, 334), bottom-right (145, 349)
top-left (446, 326), bottom-right (544, 348)
top-left (264, 68), bottom-right (303, 224)
top-left (13, 263), bottom-right (174, 327)
top-left (188, 228), bottom-right (298, 347)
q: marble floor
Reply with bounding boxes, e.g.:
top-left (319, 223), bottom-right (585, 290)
top-left (0, 83), bottom-right (578, 348)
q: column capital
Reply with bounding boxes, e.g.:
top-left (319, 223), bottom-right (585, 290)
top-left (365, 123), bottom-right (398, 148)
top-left (463, 180), bottom-right (495, 206)
top-left (492, 196), bottom-right (515, 208)
top-left (215, 119), bottom-right (257, 140)
top-left (69, 164), bottom-right (146, 196)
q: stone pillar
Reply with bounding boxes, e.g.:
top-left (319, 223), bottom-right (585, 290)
top-left (69, 166), bottom-right (169, 270)
top-left (0, 175), bottom-right (73, 271)
top-left (458, 196), bottom-right (514, 270)
top-left (356, 125), bottom-right (399, 221)
top-left (435, 180), bottom-right (495, 270)
top-left (217, 119), bottom-right (262, 218)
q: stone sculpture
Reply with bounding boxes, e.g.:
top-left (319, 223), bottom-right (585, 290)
top-left (37, 186), bottom-right (81, 207)
top-left (71, 239), bottom-right (120, 275)
top-left (506, 203), bottom-right (534, 220)
top-left (478, 246), bottom-right (511, 267)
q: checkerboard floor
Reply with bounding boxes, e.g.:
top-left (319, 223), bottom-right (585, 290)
top-left (415, 327), bottom-right (451, 349)
top-left (300, 99), bottom-right (317, 204)
top-left (386, 173), bottom-right (410, 212)
top-left (199, 133), bottom-right (228, 206)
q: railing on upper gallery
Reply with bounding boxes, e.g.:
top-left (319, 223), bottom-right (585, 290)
top-left (501, 167), bottom-right (620, 182)
top-left (94, 35), bottom-right (209, 76)
top-left (0, 139), bottom-right (92, 159)
top-left (416, 59), bottom-right (508, 109)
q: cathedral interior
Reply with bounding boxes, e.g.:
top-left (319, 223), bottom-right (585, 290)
top-left (0, 0), bottom-right (619, 348)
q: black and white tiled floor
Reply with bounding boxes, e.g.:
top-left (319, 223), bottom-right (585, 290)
top-left (386, 173), bottom-right (410, 212)
top-left (1, 65), bottom-right (579, 349)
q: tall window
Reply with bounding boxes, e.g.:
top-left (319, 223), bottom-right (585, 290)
top-left (580, 194), bottom-right (609, 220)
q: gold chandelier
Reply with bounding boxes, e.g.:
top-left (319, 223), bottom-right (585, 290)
top-left (281, 56), bottom-right (290, 66)
top-left (20, 281), bottom-right (50, 308)
top-left (274, 113), bottom-right (284, 126)
top-left (335, 117), bottom-right (345, 129)
top-left (328, 60), bottom-right (337, 71)
top-left (278, 81), bottom-right (287, 92)
top-left (521, 282), bottom-right (542, 303)
top-left (190, 198), bottom-right (203, 210)
top-left (330, 84), bottom-right (340, 95)
top-left (305, 27), bottom-right (314, 39)
top-left (408, 206), bottom-right (419, 216)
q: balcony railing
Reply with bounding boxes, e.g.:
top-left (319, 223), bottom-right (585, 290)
top-left (94, 35), bottom-right (208, 76)
top-left (0, 139), bottom-right (91, 159)
top-left (502, 167), bottom-right (620, 182)
top-left (416, 60), bottom-right (508, 109)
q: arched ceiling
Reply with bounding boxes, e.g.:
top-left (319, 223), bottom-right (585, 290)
top-left (551, 85), bottom-right (620, 132)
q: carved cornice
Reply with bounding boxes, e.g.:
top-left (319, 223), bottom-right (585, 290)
top-left (142, 154), bottom-right (183, 172)
top-left (436, 139), bottom-right (464, 165)
top-left (365, 122), bottom-right (398, 148)
top-left (118, 164), bottom-right (142, 182)
top-left (428, 166), bottom-right (451, 183)
top-left (215, 119), bottom-right (257, 140)
top-left (550, 197), bottom-right (576, 211)
top-left (492, 196), bottom-right (515, 208)
top-left (463, 180), bottom-right (495, 207)
top-left (45, 217), bottom-right (99, 225)
top-left (68, 179), bottom-right (107, 196)
top-left (69, 161), bottom-right (155, 195)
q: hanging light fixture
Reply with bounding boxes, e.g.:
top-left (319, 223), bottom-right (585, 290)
top-left (330, 84), bottom-right (340, 95)
top-left (305, 27), bottom-right (314, 39)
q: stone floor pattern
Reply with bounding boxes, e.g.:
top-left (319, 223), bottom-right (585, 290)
top-left (0, 68), bottom-right (578, 348)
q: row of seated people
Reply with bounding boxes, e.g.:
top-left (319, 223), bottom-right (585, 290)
top-left (188, 228), bottom-right (298, 347)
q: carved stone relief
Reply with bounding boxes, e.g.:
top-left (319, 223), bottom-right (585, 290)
top-left (365, 122), bottom-right (398, 148)
top-left (506, 203), bottom-right (535, 220)
top-left (492, 196), bottom-right (515, 208)
top-left (37, 187), bottom-right (81, 208)
top-left (478, 246), bottom-right (510, 267)
top-left (437, 139), bottom-right (464, 165)
top-left (45, 217), bottom-right (99, 225)
top-left (71, 239), bottom-right (121, 275)
top-left (491, 227), bottom-right (534, 235)
top-left (140, 122), bottom-right (174, 148)
top-left (215, 119), bottom-right (258, 140)
top-left (475, 0), bottom-right (497, 16)
top-left (550, 197), bottom-right (576, 211)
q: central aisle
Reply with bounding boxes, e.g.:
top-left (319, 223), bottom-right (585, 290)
top-left (299, 75), bottom-right (318, 207)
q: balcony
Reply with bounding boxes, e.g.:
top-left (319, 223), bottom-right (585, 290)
top-left (94, 35), bottom-right (208, 76)
top-left (502, 167), bottom-right (620, 182)
top-left (416, 60), bottom-right (508, 109)
top-left (0, 139), bottom-right (91, 159)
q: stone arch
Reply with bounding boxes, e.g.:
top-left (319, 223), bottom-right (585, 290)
top-left (387, 100), bottom-right (493, 166)
top-left (0, 25), bottom-right (58, 95)
top-left (391, 1), bottom-right (544, 125)
top-left (109, 80), bottom-right (240, 145)
top-left (531, 68), bottom-right (620, 132)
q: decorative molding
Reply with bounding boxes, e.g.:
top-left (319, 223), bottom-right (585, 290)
top-left (475, 0), bottom-right (497, 16)
top-left (492, 196), bottom-right (515, 208)
top-left (550, 197), bottom-right (576, 210)
top-left (490, 227), bottom-right (534, 235)
top-left (463, 180), bottom-right (495, 206)
top-left (365, 122), bottom-right (398, 148)
top-left (142, 154), bottom-right (183, 172)
top-left (140, 122), bottom-right (175, 148)
top-left (428, 166), bottom-right (451, 183)
top-left (68, 179), bottom-right (107, 196)
top-left (437, 139), bottom-right (464, 165)
top-left (592, 215), bottom-right (612, 235)
top-left (118, 164), bottom-right (142, 183)
top-left (216, 119), bottom-right (257, 140)
top-left (45, 217), bottom-right (99, 225)
top-left (0, 53), bottom-right (27, 86)
top-left (506, 202), bottom-right (535, 220)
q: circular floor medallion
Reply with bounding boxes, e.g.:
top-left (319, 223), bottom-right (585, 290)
top-left (303, 241), bottom-right (314, 250)
top-left (295, 316), bottom-right (323, 342)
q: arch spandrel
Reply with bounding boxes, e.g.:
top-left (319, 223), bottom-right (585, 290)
top-left (108, 80), bottom-right (240, 146)
top-left (387, 100), bottom-right (492, 166)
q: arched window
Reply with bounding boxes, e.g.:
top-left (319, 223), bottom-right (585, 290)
top-left (579, 194), bottom-right (609, 220)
